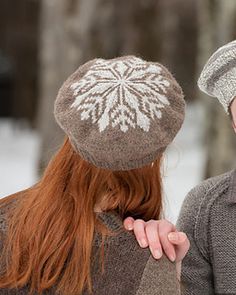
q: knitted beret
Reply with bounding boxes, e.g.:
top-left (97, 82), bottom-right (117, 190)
top-left (54, 56), bottom-right (185, 171)
top-left (198, 40), bottom-right (236, 113)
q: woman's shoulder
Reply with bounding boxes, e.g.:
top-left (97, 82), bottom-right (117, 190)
top-left (136, 254), bottom-right (180, 295)
top-left (0, 191), bottom-right (23, 232)
top-left (0, 193), bottom-right (21, 255)
top-left (95, 212), bottom-right (179, 294)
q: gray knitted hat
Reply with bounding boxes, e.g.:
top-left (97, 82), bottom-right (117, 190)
top-left (54, 56), bottom-right (185, 171)
top-left (198, 40), bottom-right (236, 113)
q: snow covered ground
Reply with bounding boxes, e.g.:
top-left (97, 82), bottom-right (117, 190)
top-left (0, 102), bottom-right (206, 223)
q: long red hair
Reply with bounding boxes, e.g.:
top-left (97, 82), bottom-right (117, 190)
top-left (0, 137), bottom-right (163, 295)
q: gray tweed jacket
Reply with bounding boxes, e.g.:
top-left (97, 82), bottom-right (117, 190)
top-left (0, 195), bottom-right (180, 295)
top-left (177, 169), bottom-right (236, 295)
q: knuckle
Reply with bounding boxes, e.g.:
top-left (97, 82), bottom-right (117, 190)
top-left (134, 219), bottom-right (145, 226)
top-left (159, 219), bottom-right (172, 228)
top-left (135, 218), bottom-right (145, 223)
top-left (146, 219), bottom-right (156, 224)
top-left (146, 220), bottom-right (159, 231)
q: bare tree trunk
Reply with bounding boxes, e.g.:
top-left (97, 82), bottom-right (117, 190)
top-left (37, 0), bottom-right (79, 171)
top-left (159, 0), bottom-right (198, 102)
top-left (37, 0), bottom-right (120, 171)
top-left (0, 0), bottom-right (39, 122)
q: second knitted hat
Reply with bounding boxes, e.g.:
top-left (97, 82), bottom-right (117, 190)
top-left (198, 40), bottom-right (236, 113)
top-left (54, 56), bottom-right (185, 171)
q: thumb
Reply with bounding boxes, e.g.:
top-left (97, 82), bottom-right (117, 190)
top-left (168, 232), bottom-right (187, 244)
top-left (168, 232), bottom-right (190, 262)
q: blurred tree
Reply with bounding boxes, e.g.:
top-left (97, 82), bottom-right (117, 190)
top-left (198, 0), bottom-right (236, 177)
top-left (0, 51), bottom-right (14, 117)
top-left (0, 0), bottom-right (39, 122)
top-left (37, 0), bottom-right (120, 170)
top-left (159, 0), bottom-right (198, 101)
top-left (37, 0), bottom-right (198, 171)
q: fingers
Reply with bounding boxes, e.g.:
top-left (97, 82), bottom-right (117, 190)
top-left (133, 219), bottom-right (148, 248)
top-left (145, 220), bottom-right (163, 259)
top-left (158, 220), bottom-right (177, 262)
top-left (124, 217), bottom-right (190, 264)
top-left (123, 217), bottom-right (135, 231)
top-left (168, 232), bottom-right (190, 262)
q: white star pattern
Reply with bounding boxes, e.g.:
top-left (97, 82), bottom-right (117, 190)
top-left (70, 57), bottom-right (170, 132)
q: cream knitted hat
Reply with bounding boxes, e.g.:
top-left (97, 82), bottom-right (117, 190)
top-left (198, 40), bottom-right (236, 113)
top-left (54, 56), bottom-right (185, 171)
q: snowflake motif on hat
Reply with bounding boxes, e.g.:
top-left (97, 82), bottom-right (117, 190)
top-left (70, 57), bottom-right (170, 132)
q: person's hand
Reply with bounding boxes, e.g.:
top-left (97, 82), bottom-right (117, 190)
top-left (123, 218), bottom-right (190, 263)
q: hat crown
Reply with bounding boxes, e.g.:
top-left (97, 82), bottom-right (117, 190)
top-left (54, 55), bottom-right (185, 171)
top-left (70, 56), bottom-right (171, 133)
top-left (198, 40), bottom-right (236, 113)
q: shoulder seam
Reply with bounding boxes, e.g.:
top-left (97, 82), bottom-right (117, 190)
top-left (193, 174), bottom-right (231, 261)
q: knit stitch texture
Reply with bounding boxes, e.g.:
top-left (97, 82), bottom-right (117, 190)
top-left (177, 169), bottom-right (236, 294)
top-left (198, 40), bottom-right (236, 113)
top-left (54, 56), bottom-right (185, 171)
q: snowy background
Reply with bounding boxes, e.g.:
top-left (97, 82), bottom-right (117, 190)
top-left (163, 102), bottom-right (206, 222)
top-left (1, 0), bottom-right (236, 226)
top-left (0, 102), bottom-right (206, 224)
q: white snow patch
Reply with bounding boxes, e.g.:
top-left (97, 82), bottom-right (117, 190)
top-left (0, 120), bottom-right (40, 198)
top-left (163, 102), bottom-right (206, 223)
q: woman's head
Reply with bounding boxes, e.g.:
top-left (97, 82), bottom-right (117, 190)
top-left (54, 55), bottom-right (185, 171)
top-left (0, 56), bottom-right (185, 295)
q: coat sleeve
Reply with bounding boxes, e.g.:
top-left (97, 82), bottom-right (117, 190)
top-left (176, 188), bottom-right (214, 295)
top-left (135, 254), bottom-right (180, 295)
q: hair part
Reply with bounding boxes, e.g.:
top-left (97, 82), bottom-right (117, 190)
top-left (0, 137), bottom-right (163, 295)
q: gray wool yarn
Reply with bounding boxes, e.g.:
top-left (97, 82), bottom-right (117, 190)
top-left (198, 40), bottom-right (236, 113)
top-left (54, 56), bottom-right (185, 171)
